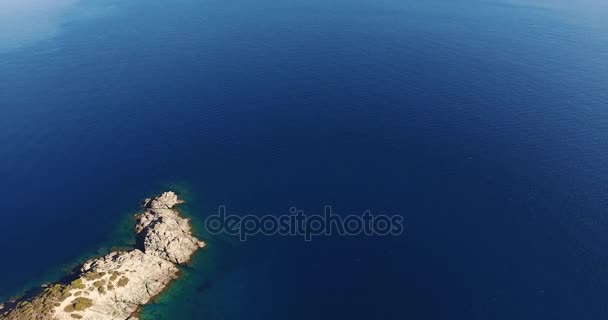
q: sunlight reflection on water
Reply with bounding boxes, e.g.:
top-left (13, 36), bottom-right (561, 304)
top-left (0, 0), bottom-right (79, 51)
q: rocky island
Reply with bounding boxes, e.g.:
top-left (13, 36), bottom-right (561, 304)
top-left (0, 192), bottom-right (205, 320)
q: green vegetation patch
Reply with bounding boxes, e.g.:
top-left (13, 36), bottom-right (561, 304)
top-left (93, 280), bottom-right (106, 288)
top-left (70, 279), bottom-right (86, 290)
top-left (64, 297), bottom-right (93, 313)
top-left (1, 284), bottom-right (72, 319)
top-left (117, 277), bottom-right (130, 287)
top-left (83, 272), bottom-right (104, 281)
top-left (110, 271), bottom-right (120, 282)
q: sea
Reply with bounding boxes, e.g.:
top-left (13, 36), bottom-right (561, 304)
top-left (1, 0), bottom-right (608, 319)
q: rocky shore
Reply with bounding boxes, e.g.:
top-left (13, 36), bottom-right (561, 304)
top-left (0, 192), bottom-right (205, 320)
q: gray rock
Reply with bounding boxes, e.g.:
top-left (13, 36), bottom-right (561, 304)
top-left (135, 192), bottom-right (205, 264)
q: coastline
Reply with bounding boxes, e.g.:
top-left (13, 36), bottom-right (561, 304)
top-left (0, 192), bottom-right (205, 320)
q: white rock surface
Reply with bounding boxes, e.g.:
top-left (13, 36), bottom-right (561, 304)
top-left (0, 191), bottom-right (204, 320)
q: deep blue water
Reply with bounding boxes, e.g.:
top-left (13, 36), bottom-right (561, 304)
top-left (2, 0), bottom-right (608, 319)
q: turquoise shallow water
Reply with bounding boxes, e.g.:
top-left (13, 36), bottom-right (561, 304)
top-left (2, 0), bottom-right (608, 319)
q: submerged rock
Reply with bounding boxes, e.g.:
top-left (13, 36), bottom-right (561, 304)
top-left (0, 192), bottom-right (205, 320)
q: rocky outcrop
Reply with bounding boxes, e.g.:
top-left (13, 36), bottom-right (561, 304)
top-left (136, 194), bottom-right (205, 264)
top-left (0, 192), bottom-right (204, 320)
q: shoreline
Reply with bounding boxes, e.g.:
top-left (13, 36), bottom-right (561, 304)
top-left (0, 192), bottom-right (205, 320)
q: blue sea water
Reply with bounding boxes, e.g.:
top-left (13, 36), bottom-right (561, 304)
top-left (2, 0), bottom-right (608, 319)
